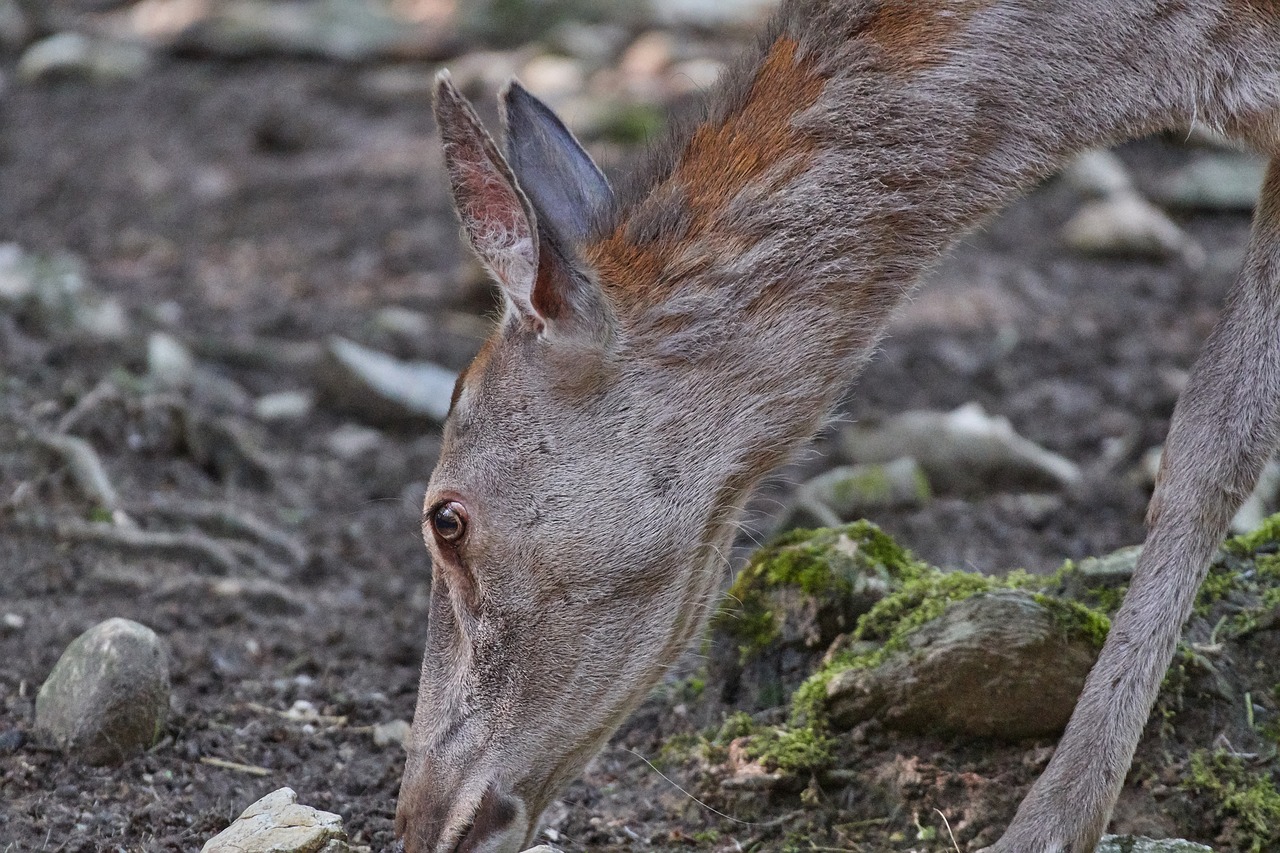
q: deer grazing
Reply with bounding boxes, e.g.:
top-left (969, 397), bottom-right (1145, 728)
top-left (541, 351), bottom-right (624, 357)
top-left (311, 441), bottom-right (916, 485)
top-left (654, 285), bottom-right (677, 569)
top-left (393, 1), bottom-right (1280, 851)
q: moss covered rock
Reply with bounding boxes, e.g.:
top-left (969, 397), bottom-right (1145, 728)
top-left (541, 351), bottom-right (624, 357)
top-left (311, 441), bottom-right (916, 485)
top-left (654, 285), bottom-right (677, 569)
top-left (707, 522), bottom-right (925, 711)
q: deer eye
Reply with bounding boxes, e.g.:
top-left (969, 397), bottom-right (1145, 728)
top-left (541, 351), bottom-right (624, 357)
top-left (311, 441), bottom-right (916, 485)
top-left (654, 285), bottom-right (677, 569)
top-left (431, 501), bottom-right (468, 544)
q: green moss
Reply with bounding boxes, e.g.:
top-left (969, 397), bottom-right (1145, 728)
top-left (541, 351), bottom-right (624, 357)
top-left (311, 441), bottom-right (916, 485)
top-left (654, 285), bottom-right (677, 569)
top-left (1185, 750), bottom-right (1280, 853)
top-left (1225, 514), bottom-right (1280, 558)
top-left (741, 724), bottom-right (835, 775)
top-left (1032, 593), bottom-right (1111, 649)
top-left (713, 521), bottom-right (926, 663)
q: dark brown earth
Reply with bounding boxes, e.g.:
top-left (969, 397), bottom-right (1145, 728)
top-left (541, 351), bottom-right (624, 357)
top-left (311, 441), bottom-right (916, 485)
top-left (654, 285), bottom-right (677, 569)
top-left (0, 7), bottom-right (1268, 853)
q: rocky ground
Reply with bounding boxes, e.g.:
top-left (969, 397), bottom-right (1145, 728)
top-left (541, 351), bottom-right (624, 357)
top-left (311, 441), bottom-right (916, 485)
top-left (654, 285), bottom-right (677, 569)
top-left (1, 1), bottom-right (1277, 851)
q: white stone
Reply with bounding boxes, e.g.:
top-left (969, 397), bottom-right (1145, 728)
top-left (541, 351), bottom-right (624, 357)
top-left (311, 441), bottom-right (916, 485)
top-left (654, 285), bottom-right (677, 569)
top-left (201, 787), bottom-right (348, 853)
top-left (1062, 191), bottom-right (1204, 267)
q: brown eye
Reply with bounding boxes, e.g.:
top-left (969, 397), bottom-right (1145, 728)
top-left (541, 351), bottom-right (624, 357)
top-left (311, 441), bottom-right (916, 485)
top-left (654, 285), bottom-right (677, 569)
top-left (431, 501), bottom-right (468, 544)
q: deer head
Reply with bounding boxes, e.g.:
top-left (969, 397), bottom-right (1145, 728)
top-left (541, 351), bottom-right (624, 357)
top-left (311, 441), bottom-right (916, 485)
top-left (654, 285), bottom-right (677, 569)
top-left (393, 74), bottom-right (758, 853)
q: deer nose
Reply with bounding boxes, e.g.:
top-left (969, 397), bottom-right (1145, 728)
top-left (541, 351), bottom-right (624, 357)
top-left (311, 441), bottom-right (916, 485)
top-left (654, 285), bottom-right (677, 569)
top-left (396, 779), bottom-right (528, 853)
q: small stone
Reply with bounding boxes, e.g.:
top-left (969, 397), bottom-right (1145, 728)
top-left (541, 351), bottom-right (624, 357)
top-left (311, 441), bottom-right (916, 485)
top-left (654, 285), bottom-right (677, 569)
top-left (842, 403), bottom-right (1082, 496)
top-left (372, 306), bottom-right (432, 339)
top-left (326, 423), bottom-right (382, 460)
top-left (1156, 155), bottom-right (1267, 211)
top-left (520, 847), bottom-right (566, 853)
top-left (1060, 149), bottom-right (1133, 197)
top-left (372, 719), bottom-right (411, 749)
top-left (796, 458), bottom-right (931, 522)
top-left (317, 336), bottom-right (456, 426)
top-left (519, 55), bottom-right (585, 101)
top-left (1095, 837), bottom-right (1213, 853)
top-left (147, 332), bottom-right (196, 388)
top-left (254, 390), bottom-right (315, 422)
top-left (201, 787), bottom-right (348, 853)
top-left (17, 32), bottom-right (151, 84)
top-left (1066, 546), bottom-right (1142, 592)
top-left (1231, 459), bottom-right (1280, 535)
top-left (35, 618), bottom-right (170, 765)
top-left (1062, 191), bottom-right (1204, 266)
top-left (1, 612), bottom-right (25, 634)
top-left (619, 30), bottom-right (676, 79)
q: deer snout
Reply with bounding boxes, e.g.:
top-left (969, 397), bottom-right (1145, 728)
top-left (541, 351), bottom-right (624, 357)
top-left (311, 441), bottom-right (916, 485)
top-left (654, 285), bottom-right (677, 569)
top-left (395, 775), bottom-right (528, 853)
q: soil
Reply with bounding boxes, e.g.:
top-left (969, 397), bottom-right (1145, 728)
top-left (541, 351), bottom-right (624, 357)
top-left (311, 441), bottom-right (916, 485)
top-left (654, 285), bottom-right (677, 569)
top-left (0, 16), bottom-right (1266, 853)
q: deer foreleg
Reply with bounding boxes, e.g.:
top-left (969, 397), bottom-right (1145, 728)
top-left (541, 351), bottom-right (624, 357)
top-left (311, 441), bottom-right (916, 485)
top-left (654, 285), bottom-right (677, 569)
top-left (985, 157), bottom-right (1280, 853)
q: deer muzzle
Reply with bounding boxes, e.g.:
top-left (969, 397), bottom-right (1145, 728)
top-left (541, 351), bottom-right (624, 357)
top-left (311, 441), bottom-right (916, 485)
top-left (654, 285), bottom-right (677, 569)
top-left (395, 769), bottom-right (528, 853)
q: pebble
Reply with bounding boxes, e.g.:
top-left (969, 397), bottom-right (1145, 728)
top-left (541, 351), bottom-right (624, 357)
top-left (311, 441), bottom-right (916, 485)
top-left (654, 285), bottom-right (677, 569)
top-left (1062, 191), bottom-right (1204, 267)
top-left (35, 618), bottom-right (170, 765)
top-left (1060, 148), bottom-right (1133, 197)
top-left (0, 728), bottom-right (24, 754)
top-left (254, 390), bottom-right (315, 422)
top-left (372, 719), bottom-right (411, 749)
top-left (619, 30), bottom-right (676, 78)
top-left (326, 423), bottom-right (382, 460)
top-left (1, 612), bottom-right (24, 634)
top-left (147, 331), bottom-right (197, 388)
top-left (785, 458), bottom-right (930, 530)
top-left (17, 32), bottom-right (151, 84)
top-left (201, 787), bottom-right (348, 853)
top-left (648, 0), bottom-right (777, 29)
top-left (1156, 155), bottom-right (1267, 211)
top-left (842, 403), bottom-right (1081, 496)
top-left (519, 55), bottom-right (586, 101)
top-left (668, 58), bottom-right (725, 94)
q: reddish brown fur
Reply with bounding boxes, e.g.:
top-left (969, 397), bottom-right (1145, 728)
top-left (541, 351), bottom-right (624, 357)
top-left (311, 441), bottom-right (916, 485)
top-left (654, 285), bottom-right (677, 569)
top-left (864, 0), bottom-right (993, 71)
top-left (584, 37), bottom-right (826, 307)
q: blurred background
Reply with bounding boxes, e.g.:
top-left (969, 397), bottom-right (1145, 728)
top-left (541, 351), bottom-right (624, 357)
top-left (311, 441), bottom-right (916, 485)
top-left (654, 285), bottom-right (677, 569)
top-left (0, 1), bottom-right (1271, 850)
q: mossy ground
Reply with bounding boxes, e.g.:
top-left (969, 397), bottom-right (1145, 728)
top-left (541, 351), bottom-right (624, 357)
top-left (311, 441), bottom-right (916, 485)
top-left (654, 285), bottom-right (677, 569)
top-left (1184, 751), bottom-right (1280, 853)
top-left (712, 521), bottom-right (926, 663)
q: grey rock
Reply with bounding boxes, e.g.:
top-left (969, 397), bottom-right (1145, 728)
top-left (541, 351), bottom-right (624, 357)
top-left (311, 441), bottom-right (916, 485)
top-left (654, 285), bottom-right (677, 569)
top-left (521, 847), bottom-right (566, 853)
top-left (35, 618), bottom-right (170, 765)
top-left (1156, 155), bottom-right (1267, 211)
top-left (1061, 149), bottom-right (1133, 197)
top-left (1095, 837), bottom-right (1213, 853)
top-left (797, 458), bottom-right (931, 521)
top-left (147, 332), bottom-right (197, 388)
top-left (372, 719), bottom-right (411, 749)
top-left (1231, 458), bottom-right (1280, 535)
top-left (318, 336), bottom-right (455, 426)
top-left (1062, 546), bottom-right (1142, 601)
top-left (181, 412), bottom-right (275, 488)
top-left (325, 423), bottom-right (382, 460)
top-left (254, 390), bottom-right (315, 422)
top-left (201, 787), bottom-right (348, 853)
top-left (1, 612), bottom-right (24, 634)
top-left (824, 591), bottom-right (1100, 739)
top-left (0, 244), bottom-right (130, 341)
top-left (178, 0), bottom-right (453, 63)
top-left (17, 32), bottom-right (151, 83)
top-left (1062, 191), bottom-right (1204, 266)
top-left (842, 403), bottom-right (1081, 496)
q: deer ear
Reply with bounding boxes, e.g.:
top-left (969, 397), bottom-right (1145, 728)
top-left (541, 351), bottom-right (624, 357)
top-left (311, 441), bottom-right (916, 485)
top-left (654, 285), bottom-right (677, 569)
top-left (434, 72), bottom-right (613, 341)
top-left (501, 80), bottom-right (614, 246)
top-left (434, 71), bottom-right (548, 325)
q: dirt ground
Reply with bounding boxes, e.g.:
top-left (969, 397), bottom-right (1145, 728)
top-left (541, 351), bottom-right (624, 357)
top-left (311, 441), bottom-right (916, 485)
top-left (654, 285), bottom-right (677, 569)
top-left (0, 9), bottom-right (1267, 853)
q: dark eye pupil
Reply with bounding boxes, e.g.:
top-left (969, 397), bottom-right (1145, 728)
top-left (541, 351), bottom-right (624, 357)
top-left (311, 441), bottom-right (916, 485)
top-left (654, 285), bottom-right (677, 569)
top-left (433, 503), bottom-right (465, 541)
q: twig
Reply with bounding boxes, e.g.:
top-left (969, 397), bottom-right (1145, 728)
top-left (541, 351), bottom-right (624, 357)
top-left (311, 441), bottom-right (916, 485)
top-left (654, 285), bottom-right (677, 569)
top-left (199, 756), bottom-right (272, 777)
top-left (8, 513), bottom-right (241, 575)
top-left (934, 808), bottom-right (961, 853)
top-left (128, 497), bottom-right (309, 568)
top-left (31, 432), bottom-right (133, 527)
top-left (55, 378), bottom-right (118, 435)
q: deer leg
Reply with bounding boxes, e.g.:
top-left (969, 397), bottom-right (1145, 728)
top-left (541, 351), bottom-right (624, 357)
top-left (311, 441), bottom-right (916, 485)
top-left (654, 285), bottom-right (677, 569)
top-left (984, 157), bottom-right (1280, 853)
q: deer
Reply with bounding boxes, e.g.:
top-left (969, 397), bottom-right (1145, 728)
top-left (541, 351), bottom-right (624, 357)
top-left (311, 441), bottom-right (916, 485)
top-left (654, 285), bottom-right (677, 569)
top-left (392, 1), bottom-right (1280, 851)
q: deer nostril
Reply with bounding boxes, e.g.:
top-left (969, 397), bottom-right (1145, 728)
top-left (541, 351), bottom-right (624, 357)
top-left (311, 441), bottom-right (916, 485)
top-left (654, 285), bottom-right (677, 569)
top-left (453, 782), bottom-right (523, 853)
